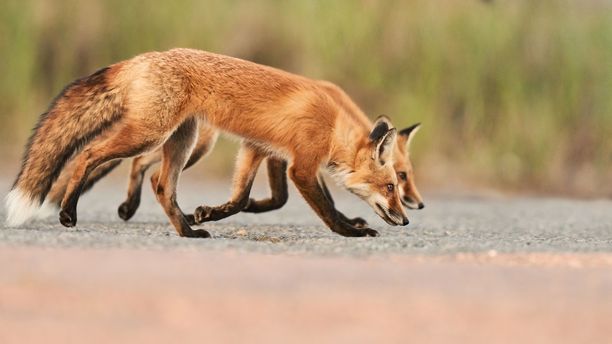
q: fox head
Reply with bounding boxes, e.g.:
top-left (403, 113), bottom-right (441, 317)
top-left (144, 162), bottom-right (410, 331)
top-left (341, 117), bottom-right (409, 226)
top-left (394, 123), bottom-right (424, 210)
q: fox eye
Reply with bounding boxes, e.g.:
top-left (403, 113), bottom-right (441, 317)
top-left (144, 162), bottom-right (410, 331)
top-left (397, 172), bottom-right (407, 181)
top-left (386, 184), bottom-right (394, 192)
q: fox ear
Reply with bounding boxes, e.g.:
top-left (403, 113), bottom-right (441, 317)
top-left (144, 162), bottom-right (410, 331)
top-left (370, 117), bottom-right (397, 165)
top-left (369, 116), bottom-right (390, 142)
top-left (371, 127), bottom-right (397, 166)
top-left (373, 115), bottom-right (395, 130)
top-left (399, 123), bottom-right (421, 150)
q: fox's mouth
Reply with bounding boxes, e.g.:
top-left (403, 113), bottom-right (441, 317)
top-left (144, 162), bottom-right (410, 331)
top-left (402, 196), bottom-right (425, 210)
top-left (375, 203), bottom-right (406, 226)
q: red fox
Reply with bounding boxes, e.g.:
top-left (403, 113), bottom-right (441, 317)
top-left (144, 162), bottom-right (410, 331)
top-left (6, 48), bottom-right (409, 237)
top-left (45, 81), bottom-right (424, 227)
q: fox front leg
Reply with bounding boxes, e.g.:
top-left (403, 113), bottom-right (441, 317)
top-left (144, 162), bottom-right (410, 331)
top-left (193, 144), bottom-right (265, 223)
top-left (289, 164), bottom-right (378, 237)
top-left (319, 176), bottom-right (368, 229)
top-left (242, 158), bottom-right (289, 213)
top-left (241, 159), bottom-right (367, 229)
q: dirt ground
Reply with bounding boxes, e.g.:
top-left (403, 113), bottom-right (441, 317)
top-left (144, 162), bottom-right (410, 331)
top-left (0, 248), bottom-right (610, 344)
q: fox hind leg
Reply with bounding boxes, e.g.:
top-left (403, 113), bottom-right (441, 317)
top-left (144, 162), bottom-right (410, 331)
top-left (148, 168), bottom-right (197, 226)
top-left (81, 160), bottom-right (123, 196)
top-left (119, 125), bottom-right (217, 222)
top-left (152, 117), bottom-right (209, 238)
top-left (117, 152), bottom-right (162, 221)
top-left (47, 159), bottom-right (122, 208)
top-left (59, 123), bottom-right (162, 227)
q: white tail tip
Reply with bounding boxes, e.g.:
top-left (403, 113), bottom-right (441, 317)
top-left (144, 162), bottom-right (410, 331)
top-left (5, 188), bottom-right (41, 226)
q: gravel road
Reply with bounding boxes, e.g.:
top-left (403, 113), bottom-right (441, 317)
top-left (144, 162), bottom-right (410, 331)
top-left (1, 174), bottom-right (611, 343)
top-left (1, 175), bottom-right (611, 255)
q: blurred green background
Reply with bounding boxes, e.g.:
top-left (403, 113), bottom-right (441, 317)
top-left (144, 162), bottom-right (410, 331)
top-left (0, 0), bottom-right (610, 196)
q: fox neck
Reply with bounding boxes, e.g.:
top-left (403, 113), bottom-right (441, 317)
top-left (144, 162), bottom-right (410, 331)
top-left (325, 117), bottom-right (369, 187)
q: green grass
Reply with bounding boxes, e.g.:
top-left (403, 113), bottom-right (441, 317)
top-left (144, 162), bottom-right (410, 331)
top-left (1, 0), bottom-right (610, 195)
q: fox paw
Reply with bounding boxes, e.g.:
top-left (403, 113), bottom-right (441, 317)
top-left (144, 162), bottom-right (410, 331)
top-left (182, 229), bottom-right (211, 238)
top-left (363, 228), bottom-right (379, 237)
top-left (118, 201), bottom-right (138, 221)
top-left (348, 217), bottom-right (368, 229)
top-left (184, 214), bottom-right (196, 226)
top-left (334, 224), bottom-right (379, 237)
top-left (59, 209), bottom-right (77, 227)
top-left (194, 206), bottom-right (213, 223)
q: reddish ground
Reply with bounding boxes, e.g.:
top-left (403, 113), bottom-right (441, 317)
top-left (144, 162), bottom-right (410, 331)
top-left (1, 248), bottom-right (610, 344)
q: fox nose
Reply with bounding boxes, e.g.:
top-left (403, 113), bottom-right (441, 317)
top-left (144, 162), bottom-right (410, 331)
top-left (401, 217), bottom-right (409, 226)
top-left (418, 202), bottom-right (425, 209)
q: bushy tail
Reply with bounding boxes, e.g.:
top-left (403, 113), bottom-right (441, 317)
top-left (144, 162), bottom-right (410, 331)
top-left (5, 65), bottom-right (124, 226)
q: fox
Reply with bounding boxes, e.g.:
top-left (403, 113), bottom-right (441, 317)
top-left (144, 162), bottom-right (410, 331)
top-left (45, 81), bottom-right (424, 227)
top-left (6, 48), bottom-right (409, 238)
